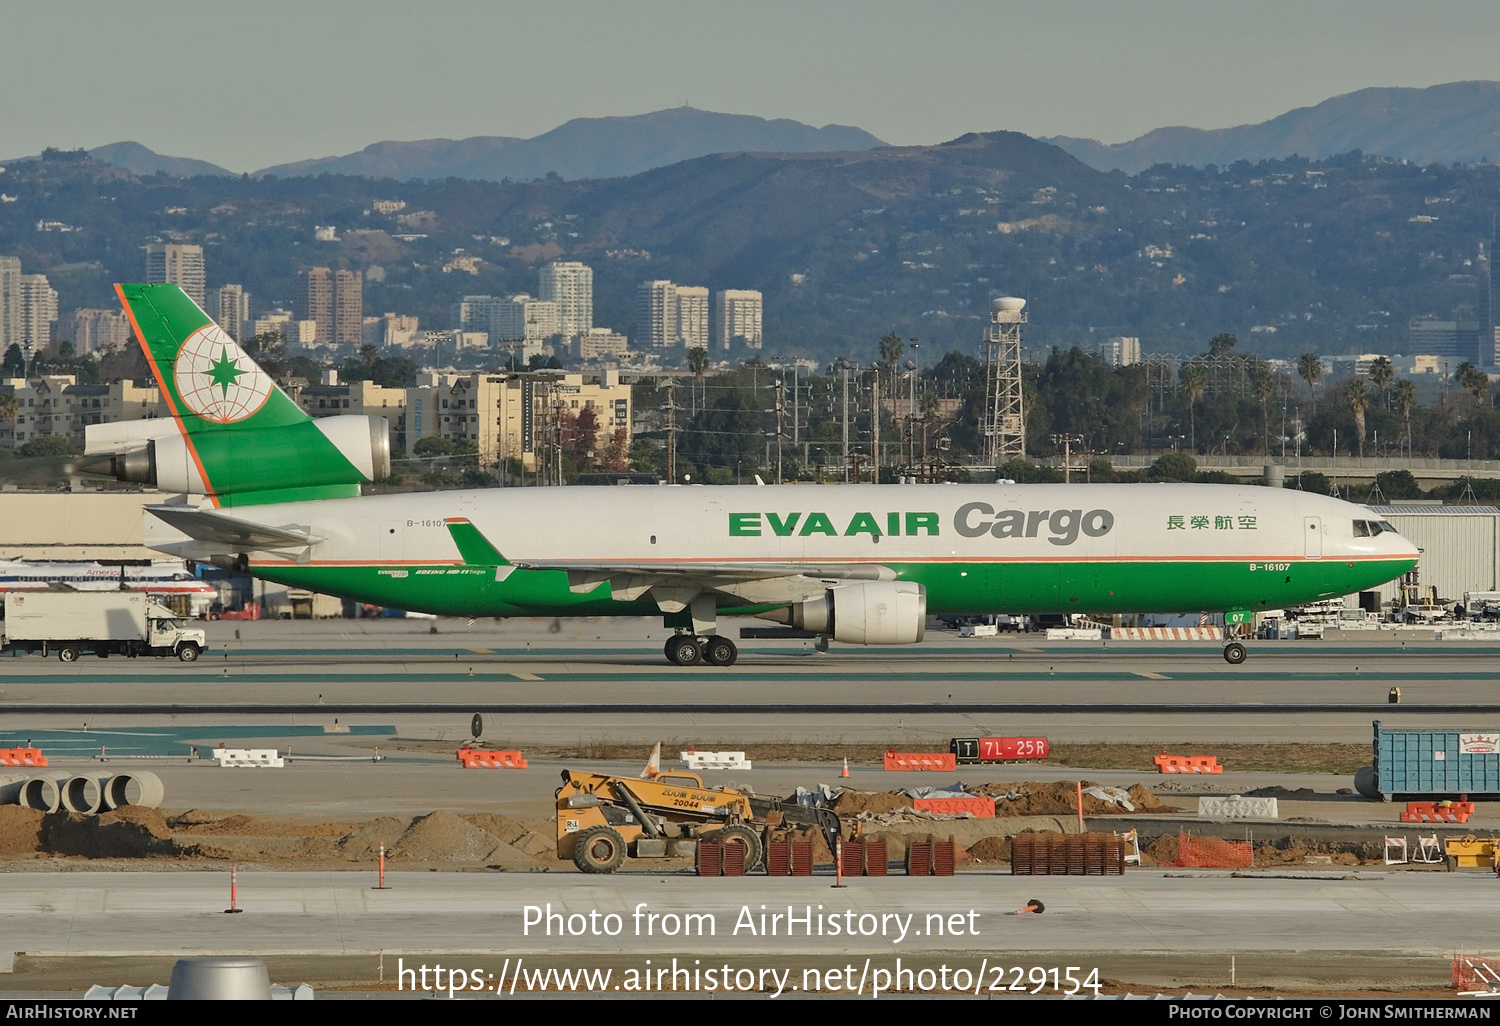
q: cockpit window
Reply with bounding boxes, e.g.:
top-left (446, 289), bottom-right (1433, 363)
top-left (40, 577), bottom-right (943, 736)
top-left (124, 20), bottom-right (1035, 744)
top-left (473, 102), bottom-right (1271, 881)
top-left (1353, 520), bottom-right (1371, 537)
top-left (1377, 521), bottom-right (1397, 533)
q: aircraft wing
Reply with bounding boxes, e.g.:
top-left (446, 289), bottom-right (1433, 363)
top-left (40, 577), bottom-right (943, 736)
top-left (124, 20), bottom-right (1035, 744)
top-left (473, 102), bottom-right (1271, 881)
top-left (514, 560), bottom-right (897, 603)
top-left (146, 506), bottom-right (324, 550)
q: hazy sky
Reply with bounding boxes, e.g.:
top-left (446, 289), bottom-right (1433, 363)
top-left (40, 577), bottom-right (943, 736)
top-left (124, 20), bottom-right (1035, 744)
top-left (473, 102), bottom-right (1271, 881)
top-left (4, 0), bottom-right (1499, 173)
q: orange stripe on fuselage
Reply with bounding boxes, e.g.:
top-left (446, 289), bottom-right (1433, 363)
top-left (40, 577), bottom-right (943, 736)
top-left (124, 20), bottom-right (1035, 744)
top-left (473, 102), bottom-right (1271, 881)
top-left (115, 284), bottom-right (220, 508)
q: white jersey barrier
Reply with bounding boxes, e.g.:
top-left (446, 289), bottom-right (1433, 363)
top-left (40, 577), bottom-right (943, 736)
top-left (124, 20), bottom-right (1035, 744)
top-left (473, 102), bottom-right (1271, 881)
top-left (1111, 627), bottom-right (1224, 641)
top-left (1198, 796), bottom-right (1279, 820)
top-left (212, 748), bottom-right (285, 768)
top-left (680, 751), bottom-right (752, 770)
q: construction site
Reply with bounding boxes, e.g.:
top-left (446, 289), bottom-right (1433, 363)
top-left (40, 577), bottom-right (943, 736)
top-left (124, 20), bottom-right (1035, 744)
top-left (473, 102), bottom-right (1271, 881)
top-left (1, 616), bottom-right (1500, 1000)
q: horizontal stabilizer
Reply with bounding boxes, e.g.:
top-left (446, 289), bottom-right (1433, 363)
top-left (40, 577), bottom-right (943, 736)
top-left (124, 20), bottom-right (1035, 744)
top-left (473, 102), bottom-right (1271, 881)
top-left (445, 518), bottom-right (510, 565)
top-left (147, 505), bottom-right (322, 550)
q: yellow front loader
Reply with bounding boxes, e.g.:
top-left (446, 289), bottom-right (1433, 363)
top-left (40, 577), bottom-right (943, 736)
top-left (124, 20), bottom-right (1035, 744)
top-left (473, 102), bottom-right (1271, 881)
top-left (555, 768), bottom-right (842, 873)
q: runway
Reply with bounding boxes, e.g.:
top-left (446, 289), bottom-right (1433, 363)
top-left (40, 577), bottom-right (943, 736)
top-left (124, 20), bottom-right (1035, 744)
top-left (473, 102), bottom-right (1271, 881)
top-left (2, 617), bottom-right (1497, 743)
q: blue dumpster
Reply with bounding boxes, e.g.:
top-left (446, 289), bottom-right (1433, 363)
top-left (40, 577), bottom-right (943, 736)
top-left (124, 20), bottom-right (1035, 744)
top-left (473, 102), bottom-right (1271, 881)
top-left (1361, 720), bottom-right (1500, 801)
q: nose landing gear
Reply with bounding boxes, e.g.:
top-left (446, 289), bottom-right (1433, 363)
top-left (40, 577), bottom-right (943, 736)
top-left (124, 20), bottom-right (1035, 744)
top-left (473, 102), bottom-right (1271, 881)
top-left (1222, 641), bottom-right (1247, 665)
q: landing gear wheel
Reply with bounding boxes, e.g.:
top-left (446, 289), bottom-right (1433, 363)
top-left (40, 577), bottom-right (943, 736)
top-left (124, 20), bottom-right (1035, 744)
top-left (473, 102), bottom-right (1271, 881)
top-left (572, 825), bottom-right (627, 874)
top-left (702, 636), bottom-right (738, 667)
top-left (58, 646), bottom-right (80, 663)
top-left (665, 635), bottom-right (702, 666)
top-left (713, 824), bottom-right (763, 870)
top-left (1223, 642), bottom-right (1247, 665)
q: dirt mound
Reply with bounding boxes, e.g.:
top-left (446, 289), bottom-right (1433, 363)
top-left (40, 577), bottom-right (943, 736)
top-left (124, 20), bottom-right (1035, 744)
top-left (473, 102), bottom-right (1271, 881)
top-left (768, 826), bottom-right (835, 865)
top-left (1244, 786), bottom-right (1316, 798)
top-left (1142, 833), bottom-right (1179, 865)
top-left (41, 811), bottom-right (179, 858)
top-left (0, 806), bottom-right (44, 855)
top-left (967, 781), bottom-right (1174, 816)
top-left (388, 811), bottom-right (502, 863)
top-left (173, 814), bottom-right (357, 838)
top-left (831, 790), bottom-right (913, 816)
top-left (966, 835), bottom-right (1014, 864)
top-left (1126, 784), bottom-right (1176, 813)
top-left (461, 814), bottom-right (527, 846)
top-left (169, 809), bottom-right (226, 827)
top-left (338, 816), bottom-right (416, 861)
top-left (97, 806), bottom-right (171, 838)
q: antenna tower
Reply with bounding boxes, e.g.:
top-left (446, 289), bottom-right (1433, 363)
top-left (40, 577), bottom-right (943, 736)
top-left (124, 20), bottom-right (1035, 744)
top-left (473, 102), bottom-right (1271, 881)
top-left (983, 296), bottom-right (1027, 464)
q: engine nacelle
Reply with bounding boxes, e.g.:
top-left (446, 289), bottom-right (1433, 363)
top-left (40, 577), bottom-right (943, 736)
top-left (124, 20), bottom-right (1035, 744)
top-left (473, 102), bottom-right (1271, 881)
top-left (86, 415), bottom-right (390, 497)
top-left (786, 581), bottom-right (926, 645)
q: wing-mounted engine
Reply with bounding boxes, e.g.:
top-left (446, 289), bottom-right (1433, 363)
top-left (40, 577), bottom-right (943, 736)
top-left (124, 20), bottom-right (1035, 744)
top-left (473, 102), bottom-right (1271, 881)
top-left (771, 580), bottom-right (926, 644)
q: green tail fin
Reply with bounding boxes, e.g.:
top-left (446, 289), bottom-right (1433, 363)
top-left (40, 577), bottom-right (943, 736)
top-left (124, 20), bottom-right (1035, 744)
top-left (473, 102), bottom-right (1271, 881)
top-left (445, 519), bottom-right (510, 565)
top-left (115, 283), bottom-right (377, 506)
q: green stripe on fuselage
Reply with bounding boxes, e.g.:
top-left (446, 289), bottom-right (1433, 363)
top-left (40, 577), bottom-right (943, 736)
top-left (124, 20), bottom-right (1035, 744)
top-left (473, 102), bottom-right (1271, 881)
top-left (245, 558), bottom-right (1414, 619)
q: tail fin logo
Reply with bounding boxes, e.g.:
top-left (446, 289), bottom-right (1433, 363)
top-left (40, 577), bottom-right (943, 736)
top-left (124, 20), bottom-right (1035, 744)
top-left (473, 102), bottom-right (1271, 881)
top-left (172, 323), bottom-right (274, 423)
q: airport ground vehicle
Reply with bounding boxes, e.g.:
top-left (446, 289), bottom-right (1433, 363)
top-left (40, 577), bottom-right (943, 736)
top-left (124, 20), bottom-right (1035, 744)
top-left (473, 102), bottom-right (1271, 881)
top-left (555, 768), bottom-right (842, 873)
top-left (1, 592), bottom-right (207, 662)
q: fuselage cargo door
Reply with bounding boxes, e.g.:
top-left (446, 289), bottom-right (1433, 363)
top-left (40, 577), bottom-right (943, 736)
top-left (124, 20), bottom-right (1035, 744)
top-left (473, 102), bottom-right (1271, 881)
top-left (381, 521), bottom-right (405, 562)
top-left (1303, 516), bottom-right (1323, 559)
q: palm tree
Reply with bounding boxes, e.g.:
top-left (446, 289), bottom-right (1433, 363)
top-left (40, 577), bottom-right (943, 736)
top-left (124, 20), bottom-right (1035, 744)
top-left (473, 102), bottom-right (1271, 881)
top-left (1368, 356), bottom-right (1394, 409)
top-left (686, 346), bottom-right (709, 415)
top-left (1393, 378), bottom-right (1417, 457)
top-left (878, 332), bottom-right (904, 402)
top-left (1456, 362), bottom-right (1491, 409)
top-left (1253, 363), bottom-right (1276, 454)
top-left (1180, 362), bottom-right (1208, 451)
top-left (1297, 353), bottom-right (1323, 413)
top-left (1345, 379), bottom-right (1370, 457)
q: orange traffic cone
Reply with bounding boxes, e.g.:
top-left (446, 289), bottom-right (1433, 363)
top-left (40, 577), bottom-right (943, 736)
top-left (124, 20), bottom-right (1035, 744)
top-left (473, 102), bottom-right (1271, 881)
top-left (841, 758), bottom-right (850, 778)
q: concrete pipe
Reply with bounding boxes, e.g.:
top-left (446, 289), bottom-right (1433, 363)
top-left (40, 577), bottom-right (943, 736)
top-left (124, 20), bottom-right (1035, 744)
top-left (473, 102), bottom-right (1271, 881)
top-left (0, 773), bottom-right (30, 805)
top-left (103, 771), bottom-right (164, 810)
top-left (168, 957), bottom-right (271, 1001)
top-left (61, 775), bottom-right (104, 815)
top-left (21, 773), bottom-right (70, 813)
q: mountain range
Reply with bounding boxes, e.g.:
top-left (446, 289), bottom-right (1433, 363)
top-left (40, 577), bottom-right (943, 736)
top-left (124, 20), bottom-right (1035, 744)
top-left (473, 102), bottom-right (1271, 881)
top-left (1044, 81), bottom-right (1500, 173)
top-left (4, 108), bottom-right (884, 183)
top-left (13, 83), bottom-right (1500, 185)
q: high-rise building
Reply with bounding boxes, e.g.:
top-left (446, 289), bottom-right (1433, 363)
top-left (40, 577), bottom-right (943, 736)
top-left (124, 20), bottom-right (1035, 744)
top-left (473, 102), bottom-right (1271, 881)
top-left (638, 280), bottom-right (677, 348)
top-left (1105, 336), bottom-right (1140, 367)
top-left (19, 275), bottom-right (57, 346)
top-left (715, 289), bottom-right (763, 350)
top-left (144, 244), bottom-right (205, 307)
top-left (675, 286), bottom-right (708, 350)
top-left (1409, 319), bottom-right (1482, 362)
top-left (0, 256), bottom-right (19, 351)
top-left (539, 261), bottom-right (593, 338)
top-left (56, 309), bottom-right (132, 354)
top-left (493, 294), bottom-right (559, 348)
top-left (212, 284), bottom-right (250, 342)
top-left (335, 269), bottom-right (363, 346)
top-left (296, 267), bottom-right (334, 344)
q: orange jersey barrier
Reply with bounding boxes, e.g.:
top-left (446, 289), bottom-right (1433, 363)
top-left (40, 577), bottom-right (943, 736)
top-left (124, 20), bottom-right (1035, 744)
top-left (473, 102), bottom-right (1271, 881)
top-left (883, 751), bottom-right (957, 772)
top-left (1153, 753), bottom-right (1223, 774)
top-left (0, 748), bottom-right (46, 767)
top-left (456, 748), bottom-right (528, 769)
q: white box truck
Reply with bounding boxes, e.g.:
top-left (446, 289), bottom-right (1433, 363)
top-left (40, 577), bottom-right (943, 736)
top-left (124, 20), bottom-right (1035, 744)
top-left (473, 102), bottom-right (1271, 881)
top-left (2, 592), bottom-right (207, 662)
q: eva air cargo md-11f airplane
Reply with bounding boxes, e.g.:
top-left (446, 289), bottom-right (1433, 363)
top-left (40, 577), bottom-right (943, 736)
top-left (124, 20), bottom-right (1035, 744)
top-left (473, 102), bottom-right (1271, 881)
top-left (87, 284), bottom-right (1419, 667)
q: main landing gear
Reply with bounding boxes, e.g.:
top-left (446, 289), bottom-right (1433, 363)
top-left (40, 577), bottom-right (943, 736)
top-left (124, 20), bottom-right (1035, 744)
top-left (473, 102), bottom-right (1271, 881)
top-left (664, 633), bottom-right (738, 667)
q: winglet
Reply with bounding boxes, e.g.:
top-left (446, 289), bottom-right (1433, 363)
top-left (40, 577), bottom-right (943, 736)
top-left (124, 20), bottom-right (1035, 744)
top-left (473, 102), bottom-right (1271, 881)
top-left (445, 518), bottom-right (510, 566)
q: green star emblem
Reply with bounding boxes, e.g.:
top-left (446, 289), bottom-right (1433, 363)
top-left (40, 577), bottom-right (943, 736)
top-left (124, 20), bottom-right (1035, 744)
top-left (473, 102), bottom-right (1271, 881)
top-left (207, 348), bottom-right (242, 397)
